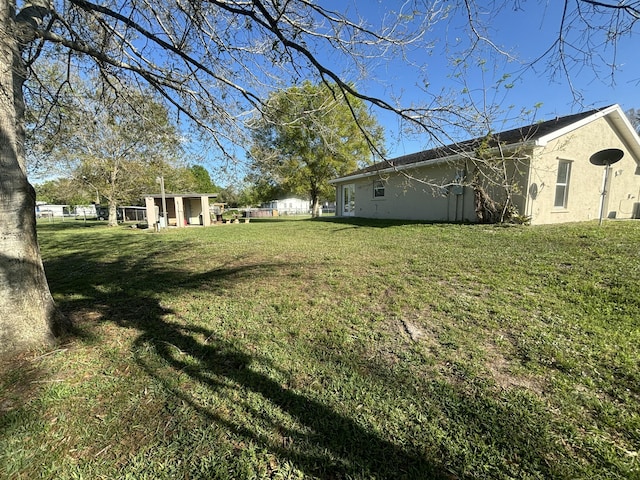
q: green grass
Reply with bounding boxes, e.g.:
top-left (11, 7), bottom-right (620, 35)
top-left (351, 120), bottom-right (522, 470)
top-left (2, 218), bottom-right (640, 479)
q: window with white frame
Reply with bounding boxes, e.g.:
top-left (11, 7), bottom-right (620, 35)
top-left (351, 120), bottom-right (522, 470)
top-left (554, 160), bottom-right (572, 208)
top-left (373, 179), bottom-right (385, 197)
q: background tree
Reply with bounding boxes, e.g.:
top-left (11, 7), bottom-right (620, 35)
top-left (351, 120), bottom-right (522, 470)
top-left (627, 109), bottom-right (640, 134)
top-left (217, 186), bottom-right (240, 208)
top-left (34, 178), bottom-right (89, 206)
top-left (249, 82), bottom-right (385, 217)
top-left (34, 163), bottom-right (211, 213)
top-left (2, 1), bottom-right (638, 352)
top-left (46, 83), bottom-right (181, 226)
top-left (215, 184), bottom-right (254, 208)
top-left (188, 165), bottom-right (219, 194)
top-left (239, 176), bottom-right (287, 208)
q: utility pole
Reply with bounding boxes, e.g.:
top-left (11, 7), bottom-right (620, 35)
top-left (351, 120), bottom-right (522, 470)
top-left (157, 175), bottom-right (167, 228)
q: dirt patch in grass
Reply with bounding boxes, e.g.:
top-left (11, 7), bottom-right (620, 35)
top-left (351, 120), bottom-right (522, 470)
top-left (398, 314), bottom-right (439, 347)
top-left (483, 338), bottom-right (546, 395)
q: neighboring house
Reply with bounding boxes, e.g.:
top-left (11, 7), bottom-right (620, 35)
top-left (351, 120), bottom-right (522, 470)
top-left (35, 203), bottom-right (71, 217)
top-left (330, 104), bottom-right (640, 225)
top-left (262, 197), bottom-right (311, 215)
top-left (144, 193), bottom-right (218, 227)
top-left (74, 205), bottom-right (97, 217)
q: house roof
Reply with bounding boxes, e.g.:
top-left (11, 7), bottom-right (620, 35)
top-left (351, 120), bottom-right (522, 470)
top-left (143, 193), bottom-right (218, 199)
top-left (271, 197), bottom-right (310, 201)
top-left (330, 104), bottom-right (640, 183)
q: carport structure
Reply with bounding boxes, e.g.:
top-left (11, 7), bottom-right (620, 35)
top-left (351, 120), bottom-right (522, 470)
top-left (144, 193), bottom-right (218, 228)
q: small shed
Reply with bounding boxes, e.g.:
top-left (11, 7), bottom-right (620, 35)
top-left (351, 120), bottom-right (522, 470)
top-left (144, 193), bottom-right (218, 228)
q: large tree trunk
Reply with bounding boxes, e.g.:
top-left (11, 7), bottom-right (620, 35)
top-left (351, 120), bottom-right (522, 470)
top-left (0, 3), bottom-right (61, 353)
top-left (108, 201), bottom-right (118, 227)
top-left (310, 183), bottom-right (321, 218)
top-left (311, 195), bottom-right (321, 217)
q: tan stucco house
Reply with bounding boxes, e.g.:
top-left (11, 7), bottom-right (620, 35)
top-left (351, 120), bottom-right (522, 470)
top-left (144, 193), bottom-right (217, 228)
top-left (330, 104), bottom-right (640, 225)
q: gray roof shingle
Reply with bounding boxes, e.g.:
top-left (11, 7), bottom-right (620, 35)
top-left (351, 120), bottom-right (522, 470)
top-left (350, 106), bottom-right (610, 176)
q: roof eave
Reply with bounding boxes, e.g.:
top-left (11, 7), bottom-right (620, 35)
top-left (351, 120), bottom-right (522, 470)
top-left (535, 104), bottom-right (640, 160)
top-left (329, 142), bottom-right (536, 184)
top-left (536, 104), bottom-right (619, 146)
top-left (329, 154), bottom-right (461, 184)
top-left (143, 193), bottom-right (218, 198)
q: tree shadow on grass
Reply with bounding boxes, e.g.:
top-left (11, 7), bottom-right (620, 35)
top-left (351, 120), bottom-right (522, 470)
top-left (130, 316), bottom-right (447, 478)
top-left (35, 238), bottom-right (564, 479)
top-left (39, 246), bottom-right (450, 478)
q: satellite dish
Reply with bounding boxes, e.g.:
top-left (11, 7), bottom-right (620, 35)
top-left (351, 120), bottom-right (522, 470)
top-left (529, 183), bottom-right (538, 200)
top-left (589, 148), bottom-right (624, 226)
top-left (589, 148), bottom-right (624, 166)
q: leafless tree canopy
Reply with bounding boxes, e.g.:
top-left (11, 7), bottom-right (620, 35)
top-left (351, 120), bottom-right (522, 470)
top-left (528, 0), bottom-right (639, 98)
top-left (14, 0), bottom-right (639, 162)
top-left (16, 1), bottom-right (442, 158)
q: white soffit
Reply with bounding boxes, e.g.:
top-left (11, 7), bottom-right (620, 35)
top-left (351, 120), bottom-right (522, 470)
top-left (536, 104), bottom-right (640, 160)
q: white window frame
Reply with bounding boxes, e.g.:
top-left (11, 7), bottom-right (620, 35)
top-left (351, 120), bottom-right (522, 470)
top-left (554, 159), bottom-right (572, 208)
top-left (373, 179), bottom-right (385, 198)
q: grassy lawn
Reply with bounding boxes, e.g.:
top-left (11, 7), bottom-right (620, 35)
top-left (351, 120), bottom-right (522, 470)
top-left (1, 218), bottom-right (639, 479)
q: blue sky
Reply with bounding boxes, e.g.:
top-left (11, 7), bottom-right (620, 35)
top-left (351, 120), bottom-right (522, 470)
top-left (339, 1), bottom-right (639, 158)
top-left (192, 1), bottom-right (638, 184)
